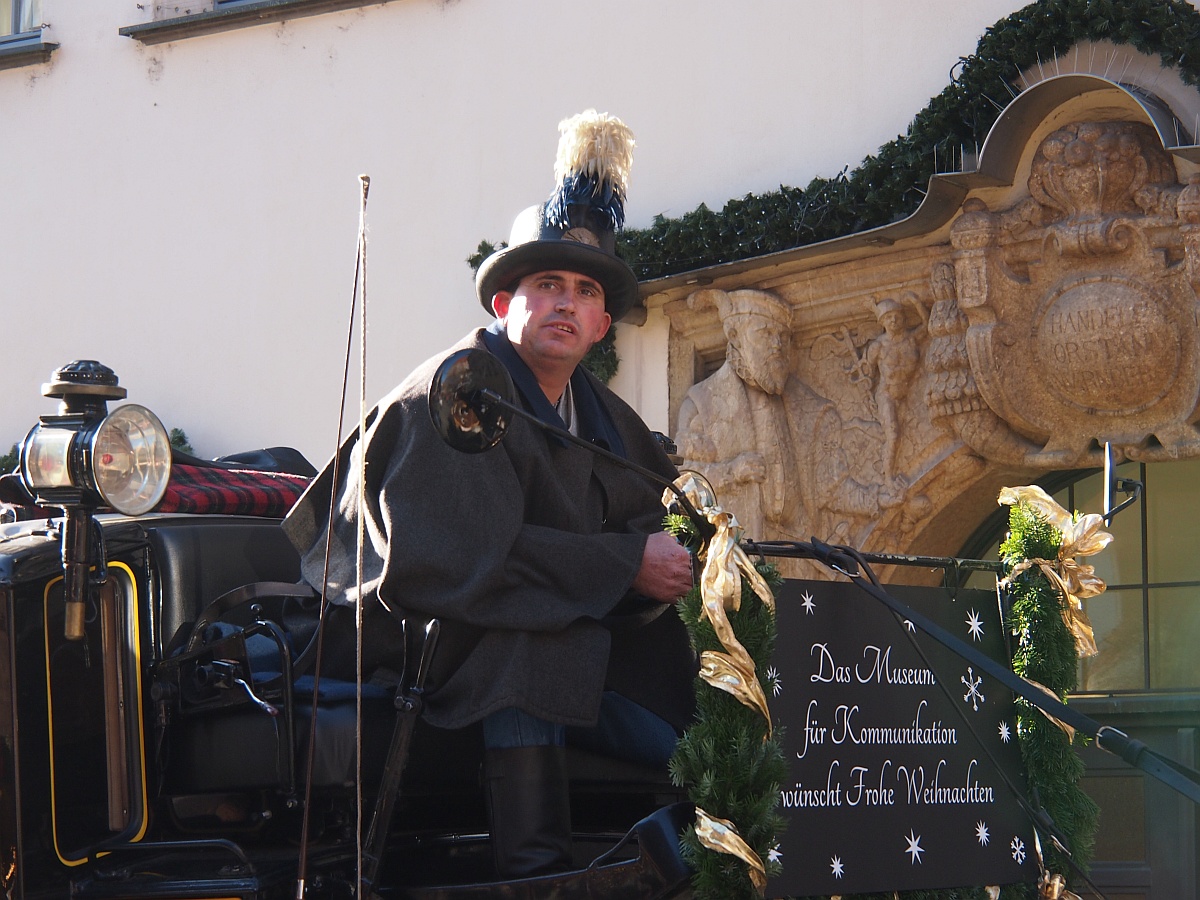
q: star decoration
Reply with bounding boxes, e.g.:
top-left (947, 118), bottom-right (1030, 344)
top-left (801, 591), bottom-right (816, 614)
top-left (830, 855), bottom-right (844, 878)
top-left (966, 608), bottom-right (985, 641)
top-left (768, 845), bottom-right (782, 865)
top-left (998, 721), bottom-right (1012, 743)
top-left (905, 830), bottom-right (924, 864)
top-left (976, 820), bottom-right (990, 846)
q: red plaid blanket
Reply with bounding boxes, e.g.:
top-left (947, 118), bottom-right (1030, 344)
top-left (157, 464), bottom-right (311, 518)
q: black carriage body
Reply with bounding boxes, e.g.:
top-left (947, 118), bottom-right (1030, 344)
top-left (0, 513), bottom-right (690, 899)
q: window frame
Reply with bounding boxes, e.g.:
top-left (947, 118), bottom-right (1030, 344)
top-left (119, 0), bottom-right (396, 45)
top-left (0, 0), bottom-right (56, 70)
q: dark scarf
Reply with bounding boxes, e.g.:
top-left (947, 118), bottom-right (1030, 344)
top-left (483, 322), bottom-right (626, 457)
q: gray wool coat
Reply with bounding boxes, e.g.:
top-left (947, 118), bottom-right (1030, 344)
top-left (283, 328), bottom-right (696, 733)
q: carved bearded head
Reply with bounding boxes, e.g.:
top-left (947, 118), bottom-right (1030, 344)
top-left (724, 293), bottom-right (792, 396)
top-left (688, 288), bottom-right (793, 395)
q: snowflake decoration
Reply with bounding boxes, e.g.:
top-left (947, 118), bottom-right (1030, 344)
top-left (768, 844), bottom-right (782, 865)
top-left (801, 590), bottom-right (816, 614)
top-left (998, 720), bottom-right (1012, 743)
top-left (975, 820), bottom-right (990, 846)
top-left (961, 666), bottom-right (985, 711)
top-left (966, 608), bottom-right (985, 641)
top-left (830, 855), bottom-right (844, 878)
top-left (904, 830), bottom-right (924, 864)
top-left (767, 665), bottom-right (783, 697)
top-left (1011, 835), bottom-right (1026, 864)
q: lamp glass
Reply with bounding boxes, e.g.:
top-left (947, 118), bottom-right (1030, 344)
top-left (22, 425), bottom-right (75, 489)
top-left (91, 404), bottom-right (171, 515)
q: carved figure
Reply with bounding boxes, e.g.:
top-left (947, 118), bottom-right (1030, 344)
top-left (675, 289), bottom-right (793, 541)
top-left (844, 293), bottom-right (928, 484)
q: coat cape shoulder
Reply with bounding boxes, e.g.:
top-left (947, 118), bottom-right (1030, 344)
top-left (284, 329), bottom-right (695, 731)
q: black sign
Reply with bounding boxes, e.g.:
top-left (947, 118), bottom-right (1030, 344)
top-left (766, 580), bottom-right (1038, 897)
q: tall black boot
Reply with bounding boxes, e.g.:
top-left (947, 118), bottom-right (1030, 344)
top-left (484, 744), bottom-right (573, 879)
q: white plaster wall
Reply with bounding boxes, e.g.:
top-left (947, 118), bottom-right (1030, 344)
top-left (1, 0), bottom-right (1022, 466)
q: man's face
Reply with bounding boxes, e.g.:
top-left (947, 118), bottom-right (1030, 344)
top-left (492, 270), bottom-right (612, 374)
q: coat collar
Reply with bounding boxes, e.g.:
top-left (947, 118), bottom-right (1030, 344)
top-left (482, 323), bottom-right (625, 456)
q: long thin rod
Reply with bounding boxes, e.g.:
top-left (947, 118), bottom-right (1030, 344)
top-left (355, 173), bottom-right (370, 893)
top-left (296, 174), bottom-right (371, 900)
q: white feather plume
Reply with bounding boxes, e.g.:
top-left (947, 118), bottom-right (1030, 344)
top-left (553, 109), bottom-right (636, 197)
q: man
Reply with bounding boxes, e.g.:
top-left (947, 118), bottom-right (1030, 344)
top-left (283, 111), bottom-right (696, 880)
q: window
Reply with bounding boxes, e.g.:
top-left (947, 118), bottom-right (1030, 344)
top-left (963, 459), bottom-right (1200, 694)
top-left (0, 0), bottom-right (40, 39)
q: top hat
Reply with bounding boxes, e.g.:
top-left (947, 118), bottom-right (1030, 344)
top-left (476, 111), bottom-right (640, 322)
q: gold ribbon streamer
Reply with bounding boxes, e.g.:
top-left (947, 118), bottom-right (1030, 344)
top-left (1020, 675), bottom-right (1077, 741)
top-left (699, 650), bottom-right (772, 727)
top-left (1039, 871), bottom-right (1082, 899)
top-left (666, 472), bottom-right (775, 734)
top-left (998, 485), bottom-right (1112, 659)
top-left (694, 807), bottom-right (767, 895)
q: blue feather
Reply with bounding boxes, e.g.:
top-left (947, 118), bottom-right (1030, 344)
top-left (546, 172), bottom-right (626, 231)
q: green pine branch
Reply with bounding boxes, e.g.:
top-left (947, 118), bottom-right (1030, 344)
top-left (1001, 501), bottom-right (1100, 889)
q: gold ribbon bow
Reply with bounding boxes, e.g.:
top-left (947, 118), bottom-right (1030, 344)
top-left (694, 807), bottom-right (768, 894)
top-left (997, 485), bottom-right (1112, 659)
top-left (666, 473), bottom-right (775, 734)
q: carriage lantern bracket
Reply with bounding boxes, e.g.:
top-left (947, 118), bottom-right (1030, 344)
top-left (19, 360), bottom-right (172, 639)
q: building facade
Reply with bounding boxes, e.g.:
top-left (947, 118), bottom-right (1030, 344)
top-left (646, 62), bottom-right (1200, 898)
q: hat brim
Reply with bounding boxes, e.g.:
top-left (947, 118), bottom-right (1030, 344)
top-left (476, 240), bottom-right (639, 322)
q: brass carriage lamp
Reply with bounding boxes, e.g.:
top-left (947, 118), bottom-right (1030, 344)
top-left (19, 360), bottom-right (172, 639)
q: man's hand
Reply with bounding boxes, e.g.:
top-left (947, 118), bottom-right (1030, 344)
top-left (632, 531), bottom-right (694, 603)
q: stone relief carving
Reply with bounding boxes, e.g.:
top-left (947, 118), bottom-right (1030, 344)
top-left (847, 293), bottom-right (928, 484)
top-left (802, 293), bottom-right (935, 546)
top-left (941, 120), bottom-right (1200, 466)
top-left (668, 117), bottom-right (1200, 557)
top-left (675, 286), bottom-right (935, 548)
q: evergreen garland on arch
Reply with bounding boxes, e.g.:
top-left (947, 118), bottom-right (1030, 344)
top-left (471, 0), bottom-right (1200, 381)
top-left (617, 0), bottom-right (1200, 281)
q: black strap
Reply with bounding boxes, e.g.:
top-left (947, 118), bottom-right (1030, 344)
top-left (817, 542), bottom-right (1200, 805)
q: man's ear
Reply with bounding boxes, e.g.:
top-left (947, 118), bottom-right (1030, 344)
top-left (491, 291), bottom-right (512, 320)
top-left (590, 312), bottom-right (613, 345)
